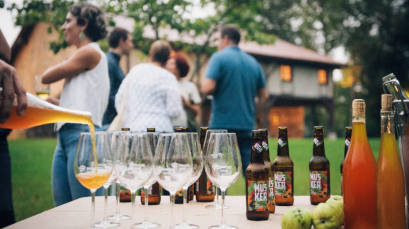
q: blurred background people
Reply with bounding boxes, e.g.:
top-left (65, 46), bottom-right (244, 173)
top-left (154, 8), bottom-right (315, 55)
top-left (0, 28), bottom-right (27, 228)
top-left (102, 27), bottom-right (134, 130)
top-left (166, 51), bottom-right (201, 132)
top-left (201, 24), bottom-right (267, 176)
top-left (41, 3), bottom-right (109, 206)
top-left (115, 40), bottom-right (183, 132)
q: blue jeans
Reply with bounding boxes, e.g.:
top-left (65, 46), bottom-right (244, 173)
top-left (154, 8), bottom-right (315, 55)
top-left (226, 129), bottom-right (252, 177)
top-left (52, 123), bottom-right (104, 207)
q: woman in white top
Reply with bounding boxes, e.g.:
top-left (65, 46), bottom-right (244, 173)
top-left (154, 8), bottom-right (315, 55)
top-left (115, 40), bottom-right (183, 132)
top-left (41, 3), bottom-right (109, 207)
top-left (166, 52), bottom-right (201, 132)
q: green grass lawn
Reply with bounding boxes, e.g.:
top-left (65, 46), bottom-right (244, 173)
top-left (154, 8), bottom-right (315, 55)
top-left (9, 137), bottom-right (381, 222)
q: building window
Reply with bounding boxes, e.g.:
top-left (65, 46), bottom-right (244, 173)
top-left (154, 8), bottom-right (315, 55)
top-left (318, 69), bottom-right (327, 84)
top-left (280, 65), bottom-right (292, 82)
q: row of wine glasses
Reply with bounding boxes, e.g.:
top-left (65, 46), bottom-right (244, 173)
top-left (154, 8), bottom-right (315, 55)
top-left (74, 130), bottom-right (242, 229)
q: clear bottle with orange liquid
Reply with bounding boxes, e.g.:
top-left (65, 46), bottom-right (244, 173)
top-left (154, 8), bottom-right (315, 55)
top-left (0, 93), bottom-right (94, 130)
top-left (340, 126), bottom-right (352, 196)
top-left (343, 99), bottom-right (377, 228)
top-left (376, 94), bottom-right (406, 229)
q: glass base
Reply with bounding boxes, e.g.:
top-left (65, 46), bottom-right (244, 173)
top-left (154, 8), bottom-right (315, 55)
top-left (94, 221), bottom-right (120, 228)
top-left (107, 214), bottom-right (131, 220)
top-left (205, 204), bottom-right (229, 210)
top-left (174, 222), bottom-right (199, 229)
top-left (134, 221), bottom-right (161, 228)
top-left (209, 225), bottom-right (237, 229)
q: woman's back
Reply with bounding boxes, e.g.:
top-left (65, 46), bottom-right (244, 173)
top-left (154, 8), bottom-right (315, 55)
top-left (116, 63), bottom-right (183, 132)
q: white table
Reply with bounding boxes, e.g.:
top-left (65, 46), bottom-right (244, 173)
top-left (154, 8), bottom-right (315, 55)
top-left (6, 196), bottom-right (317, 229)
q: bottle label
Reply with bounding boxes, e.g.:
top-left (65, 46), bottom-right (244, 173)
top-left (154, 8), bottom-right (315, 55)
top-left (207, 178), bottom-right (214, 195)
top-left (253, 142), bottom-right (263, 153)
top-left (268, 176), bottom-right (275, 207)
top-left (262, 141), bottom-right (269, 150)
top-left (196, 178), bottom-right (214, 195)
top-left (309, 170), bottom-right (329, 198)
top-left (247, 180), bottom-right (268, 212)
top-left (275, 171), bottom-right (293, 198)
top-left (176, 189), bottom-right (183, 197)
top-left (345, 139), bottom-right (350, 147)
top-left (278, 138), bottom-right (287, 147)
top-left (313, 137), bottom-right (322, 146)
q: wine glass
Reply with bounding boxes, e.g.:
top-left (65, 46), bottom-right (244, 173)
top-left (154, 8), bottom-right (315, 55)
top-left (107, 131), bottom-right (131, 221)
top-left (175, 132), bottom-right (203, 229)
top-left (154, 133), bottom-right (193, 229)
top-left (74, 132), bottom-right (113, 229)
top-left (34, 75), bottom-right (50, 100)
top-left (203, 129), bottom-right (228, 210)
top-left (204, 133), bottom-right (242, 229)
top-left (113, 132), bottom-right (153, 228)
top-left (134, 131), bottom-right (161, 228)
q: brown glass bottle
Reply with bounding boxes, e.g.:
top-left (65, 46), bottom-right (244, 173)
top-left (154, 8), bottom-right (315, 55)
top-left (182, 127), bottom-right (195, 201)
top-left (141, 128), bottom-right (161, 205)
top-left (196, 127), bottom-right (215, 202)
top-left (340, 127), bottom-right (352, 196)
top-left (174, 127), bottom-right (189, 204)
top-left (309, 126), bottom-right (330, 205)
top-left (259, 128), bottom-right (275, 213)
top-left (246, 130), bottom-right (270, 221)
top-left (273, 127), bottom-right (294, 206)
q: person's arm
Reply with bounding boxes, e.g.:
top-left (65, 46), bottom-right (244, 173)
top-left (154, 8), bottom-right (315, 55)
top-left (0, 29), bottom-right (27, 123)
top-left (181, 96), bottom-right (200, 116)
top-left (0, 29), bottom-right (11, 62)
top-left (201, 78), bottom-right (216, 95)
top-left (41, 45), bottom-right (101, 84)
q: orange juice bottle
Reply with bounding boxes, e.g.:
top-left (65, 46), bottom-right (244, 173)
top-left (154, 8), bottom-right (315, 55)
top-left (376, 94), bottom-right (406, 229)
top-left (343, 99), bottom-right (377, 228)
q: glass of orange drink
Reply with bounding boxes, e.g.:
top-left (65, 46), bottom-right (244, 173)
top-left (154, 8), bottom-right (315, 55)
top-left (74, 132), bottom-right (113, 228)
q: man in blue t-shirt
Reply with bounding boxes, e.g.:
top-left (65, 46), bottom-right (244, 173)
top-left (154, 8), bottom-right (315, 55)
top-left (102, 27), bottom-right (134, 130)
top-left (202, 24), bottom-right (267, 176)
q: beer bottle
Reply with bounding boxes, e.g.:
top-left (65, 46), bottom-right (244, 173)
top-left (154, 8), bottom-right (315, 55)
top-left (343, 99), bottom-right (377, 228)
top-left (340, 127), bottom-right (352, 196)
top-left (259, 128), bottom-right (275, 213)
top-left (309, 126), bottom-right (330, 205)
top-left (141, 128), bottom-right (161, 205)
top-left (246, 130), bottom-right (269, 220)
top-left (174, 127), bottom-right (188, 204)
top-left (376, 94), bottom-right (406, 228)
top-left (273, 127), bottom-right (294, 206)
top-left (196, 127), bottom-right (215, 202)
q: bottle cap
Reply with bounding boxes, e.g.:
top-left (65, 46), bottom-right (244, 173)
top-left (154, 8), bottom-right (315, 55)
top-left (352, 99), bottom-right (365, 116)
top-left (381, 94), bottom-right (393, 112)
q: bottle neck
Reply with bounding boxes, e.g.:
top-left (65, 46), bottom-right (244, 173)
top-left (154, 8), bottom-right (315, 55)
top-left (313, 136), bottom-right (325, 156)
top-left (277, 136), bottom-right (290, 157)
top-left (262, 136), bottom-right (271, 161)
top-left (380, 111), bottom-right (395, 134)
top-left (344, 134), bottom-right (351, 158)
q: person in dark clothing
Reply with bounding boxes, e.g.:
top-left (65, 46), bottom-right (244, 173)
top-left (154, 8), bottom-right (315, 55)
top-left (102, 27), bottom-right (134, 130)
top-left (0, 28), bottom-right (28, 227)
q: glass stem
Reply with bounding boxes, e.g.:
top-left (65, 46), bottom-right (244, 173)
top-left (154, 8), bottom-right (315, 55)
top-left (170, 192), bottom-right (176, 229)
top-left (131, 190), bottom-right (136, 227)
top-left (182, 186), bottom-right (188, 223)
top-left (144, 185), bottom-right (149, 222)
top-left (91, 190), bottom-right (96, 228)
top-left (115, 180), bottom-right (120, 214)
top-left (221, 189), bottom-right (226, 226)
top-left (104, 186), bottom-right (109, 221)
top-left (215, 185), bottom-right (219, 205)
